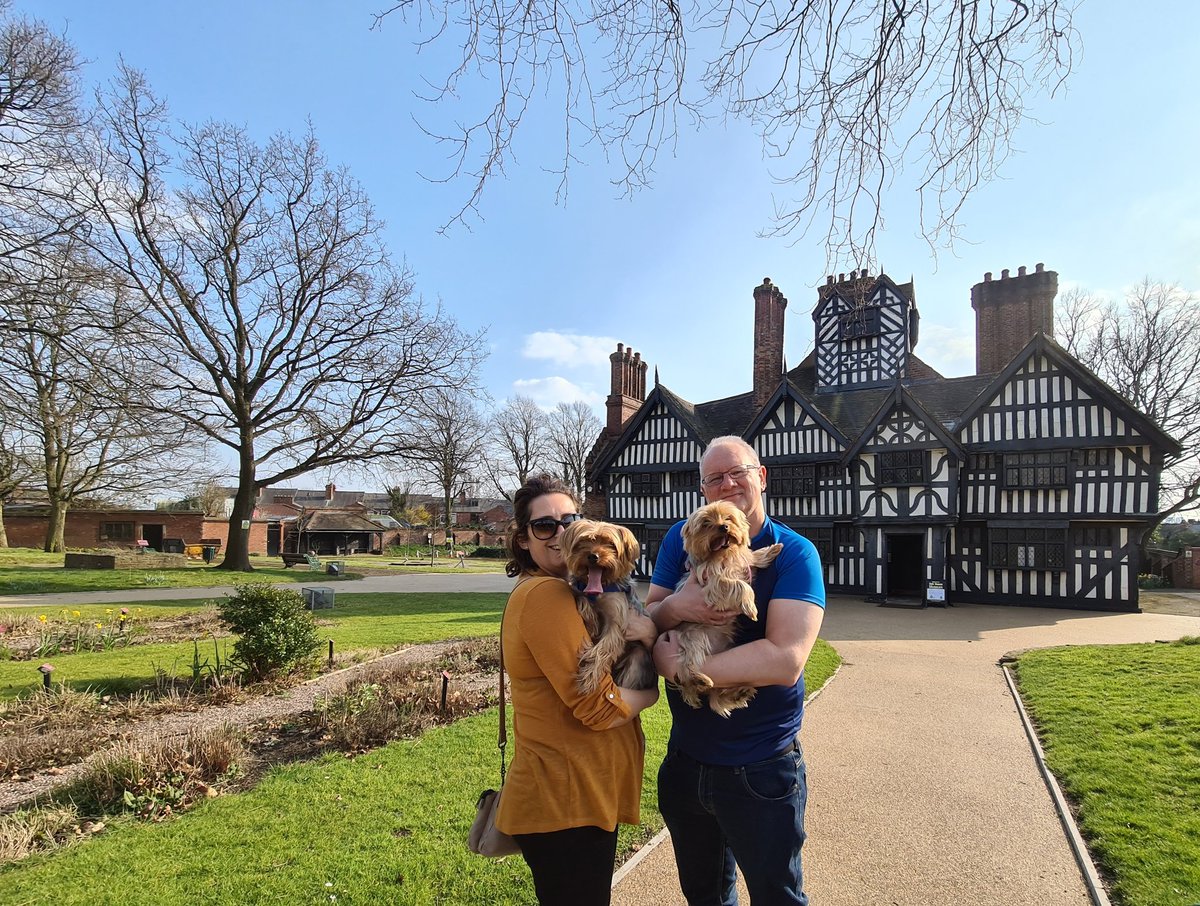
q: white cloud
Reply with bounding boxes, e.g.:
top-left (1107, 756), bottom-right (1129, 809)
top-left (917, 322), bottom-right (977, 379)
top-left (521, 331), bottom-right (619, 368)
top-left (512, 376), bottom-right (604, 410)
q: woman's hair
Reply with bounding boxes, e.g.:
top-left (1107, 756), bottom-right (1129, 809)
top-left (505, 474), bottom-right (581, 577)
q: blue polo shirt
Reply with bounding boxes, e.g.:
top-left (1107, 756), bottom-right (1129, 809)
top-left (651, 516), bottom-right (825, 765)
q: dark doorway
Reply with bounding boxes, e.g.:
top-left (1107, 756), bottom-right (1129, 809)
top-left (886, 533), bottom-right (924, 597)
top-left (141, 524), bottom-right (165, 552)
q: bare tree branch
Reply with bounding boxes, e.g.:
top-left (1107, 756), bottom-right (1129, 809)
top-left (376, 0), bottom-right (1078, 261)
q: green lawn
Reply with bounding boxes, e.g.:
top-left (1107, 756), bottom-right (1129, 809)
top-left (0, 593), bottom-right (510, 699)
top-left (0, 562), bottom-right (307, 596)
top-left (0, 589), bottom-right (840, 903)
top-left (1014, 639), bottom-right (1200, 906)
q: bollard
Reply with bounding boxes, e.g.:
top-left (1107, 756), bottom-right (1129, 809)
top-left (328, 639), bottom-right (334, 669)
top-left (38, 663), bottom-right (54, 692)
top-left (440, 670), bottom-right (451, 712)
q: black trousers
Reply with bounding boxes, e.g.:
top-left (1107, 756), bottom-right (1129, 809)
top-left (513, 825), bottom-right (619, 906)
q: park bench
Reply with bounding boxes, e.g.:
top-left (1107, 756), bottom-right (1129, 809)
top-left (281, 552), bottom-right (321, 570)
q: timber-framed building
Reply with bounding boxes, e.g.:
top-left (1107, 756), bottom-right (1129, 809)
top-left (586, 265), bottom-right (1179, 611)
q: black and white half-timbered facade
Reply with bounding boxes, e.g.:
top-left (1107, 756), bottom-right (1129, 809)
top-left (586, 266), bottom-right (1179, 611)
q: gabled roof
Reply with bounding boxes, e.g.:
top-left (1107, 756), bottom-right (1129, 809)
top-left (840, 384), bottom-right (966, 464)
top-left (954, 332), bottom-right (1182, 453)
top-left (741, 379), bottom-right (850, 449)
top-left (299, 511), bottom-right (387, 533)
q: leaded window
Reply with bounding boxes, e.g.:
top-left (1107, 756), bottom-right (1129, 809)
top-left (1003, 450), bottom-right (1069, 488)
top-left (989, 527), bottom-right (1066, 570)
top-left (840, 306), bottom-right (881, 339)
top-left (671, 470), bottom-right (698, 492)
top-left (769, 464), bottom-right (816, 497)
top-left (1073, 525), bottom-right (1115, 548)
top-left (877, 450), bottom-right (926, 485)
top-left (969, 452), bottom-right (998, 471)
top-left (1081, 448), bottom-right (1111, 468)
top-left (834, 523), bottom-right (856, 548)
top-left (631, 472), bottom-right (663, 496)
top-left (958, 522), bottom-right (986, 554)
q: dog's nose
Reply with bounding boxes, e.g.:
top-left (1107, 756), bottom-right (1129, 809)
top-left (718, 524), bottom-right (729, 534)
top-left (588, 552), bottom-right (599, 563)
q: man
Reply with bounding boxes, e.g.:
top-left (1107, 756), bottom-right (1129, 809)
top-left (646, 435), bottom-right (826, 905)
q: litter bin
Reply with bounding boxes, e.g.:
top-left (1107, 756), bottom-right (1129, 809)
top-left (326, 560), bottom-right (344, 577)
top-left (202, 546), bottom-right (217, 564)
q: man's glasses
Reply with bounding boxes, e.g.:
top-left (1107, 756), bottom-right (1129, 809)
top-left (700, 464), bottom-right (759, 489)
top-left (528, 514), bottom-right (583, 540)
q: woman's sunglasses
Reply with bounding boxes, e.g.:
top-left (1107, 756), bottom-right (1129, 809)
top-left (528, 514), bottom-right (583, 540)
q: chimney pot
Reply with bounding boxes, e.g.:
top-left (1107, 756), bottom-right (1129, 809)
top-left (838, 273), bottom-right (845, 282)
top-left (826, 275), bottom-right (834, 285)
top-left (1035, 262), bottom-right (1045, 273)
top-left (984, 272), bottom-right (992, 282)
top-left (1018, 265), bottom-right (1027, 276)
top-left (1001, 269), bottom-right (1010, 279)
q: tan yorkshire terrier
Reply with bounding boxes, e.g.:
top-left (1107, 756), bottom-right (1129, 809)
top-left (560, 519), bottom-right (658, 695)
top-left (673, 500), bottom-right (783, 717)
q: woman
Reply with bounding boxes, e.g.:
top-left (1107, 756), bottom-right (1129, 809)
top-left (495, 474), bottom-right (659, 906)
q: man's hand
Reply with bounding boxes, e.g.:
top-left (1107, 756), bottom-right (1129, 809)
top-left (662, 574), bottom-right (739, 626)
top-left (653, 630), bottom-right (682, 682)
top-left (624, 611), bottom-right (658, 648)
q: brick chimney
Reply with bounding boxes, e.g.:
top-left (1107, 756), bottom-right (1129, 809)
top-left (753, 277), bottom-right (787, 411)
top-left (605, 343), bottom-right (647, 436)
top-left (325, 482), bottom-right (335, 501)
top-left (971, 263), bottom-right (1057, 375)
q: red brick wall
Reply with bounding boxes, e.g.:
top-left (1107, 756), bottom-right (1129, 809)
top-left (1172, 548), bottom-right (1200, 589)
top-left (752, 278), bottom-right (787, 411)
top-left (971, 264), bottom-right (1057, 375)
top-left (2, 511), bottom-right (269, 555)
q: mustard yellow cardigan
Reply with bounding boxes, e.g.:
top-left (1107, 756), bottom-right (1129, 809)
top-left (494, 575), bottom-right (645, 835)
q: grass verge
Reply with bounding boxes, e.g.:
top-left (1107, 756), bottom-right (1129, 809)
top-left (1014, 638), bottom-right (1200, 906)
top-left (0, 633), bottom-right (838, 903)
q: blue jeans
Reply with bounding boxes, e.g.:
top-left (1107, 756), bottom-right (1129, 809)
top-left (657, 743), bottom-right (808, 906)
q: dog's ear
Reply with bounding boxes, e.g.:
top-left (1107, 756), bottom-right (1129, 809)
top-left (560, 520), bottom-right (585, 557)
top-left (617, 524), bottom-right (640, 564)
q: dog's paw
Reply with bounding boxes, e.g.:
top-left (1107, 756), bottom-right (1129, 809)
top-left (693, 672), bottom-right (715, 691)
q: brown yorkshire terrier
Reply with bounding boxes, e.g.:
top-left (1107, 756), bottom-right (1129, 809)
top-left (560, 519), bottom-right (658, 695)
top-left (673, 500), bottom-right (783, 717)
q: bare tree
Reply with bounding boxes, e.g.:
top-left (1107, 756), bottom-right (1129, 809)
top-left (405, 388), bottom-right (487, 534)
top-left (1056, 280), bottom-right (1200, 532)
top-left (483, 395), bottom-right (548, 499)
top-left (0, 241), bottom-right (196, 551)
top-left (0, 4), bottom-right (88, 284)
top-left (0, 407), bottom-right (36, 547)
top-left (86, 68), bottom-right (485, 570)
top-left (546, 401), bottom-right (602, 502)
top-left (376, 0), bottom-right (1079, 260)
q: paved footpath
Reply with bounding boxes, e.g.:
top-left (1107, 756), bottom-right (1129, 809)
top-left (0, 572), bottom-right (516, 609)
top-left (613, 597), bottom-right (1200, 906)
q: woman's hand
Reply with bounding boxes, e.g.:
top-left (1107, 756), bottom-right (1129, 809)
top-left (653, 630), bottom-right (682, 682)
top-left (625, 612), bottom-right (658, 648)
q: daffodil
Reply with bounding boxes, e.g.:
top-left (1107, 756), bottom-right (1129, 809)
top-left (72, 610), bottom-right (80, 618)
top-left (38, 614), bottom-right (48, 624)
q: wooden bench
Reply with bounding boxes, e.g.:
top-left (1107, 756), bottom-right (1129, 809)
top-left (281, 552), bottom-right (320, 569)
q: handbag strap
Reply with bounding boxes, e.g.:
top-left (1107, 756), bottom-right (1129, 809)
top-left (498, 597), bottom-right (507, 785)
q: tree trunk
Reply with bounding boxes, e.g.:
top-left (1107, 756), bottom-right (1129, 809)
top-left (0, 503), bottom-right (8, 547)
top-left (217, 448), bottom-right (256, 571)
top-left (44, 500), bottom-right (67, 552)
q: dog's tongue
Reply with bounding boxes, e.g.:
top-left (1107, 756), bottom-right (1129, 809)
top-left (584, 566), bottom-right (605, 596)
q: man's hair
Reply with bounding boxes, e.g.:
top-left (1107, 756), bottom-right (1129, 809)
top-left (700, 435), bottom-right (761, 471)
top-left (504, 473), bottom-right (580, 578)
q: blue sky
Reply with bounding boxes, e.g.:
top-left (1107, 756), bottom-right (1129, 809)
top-left (33, 1), bottom-right (1200, 468)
